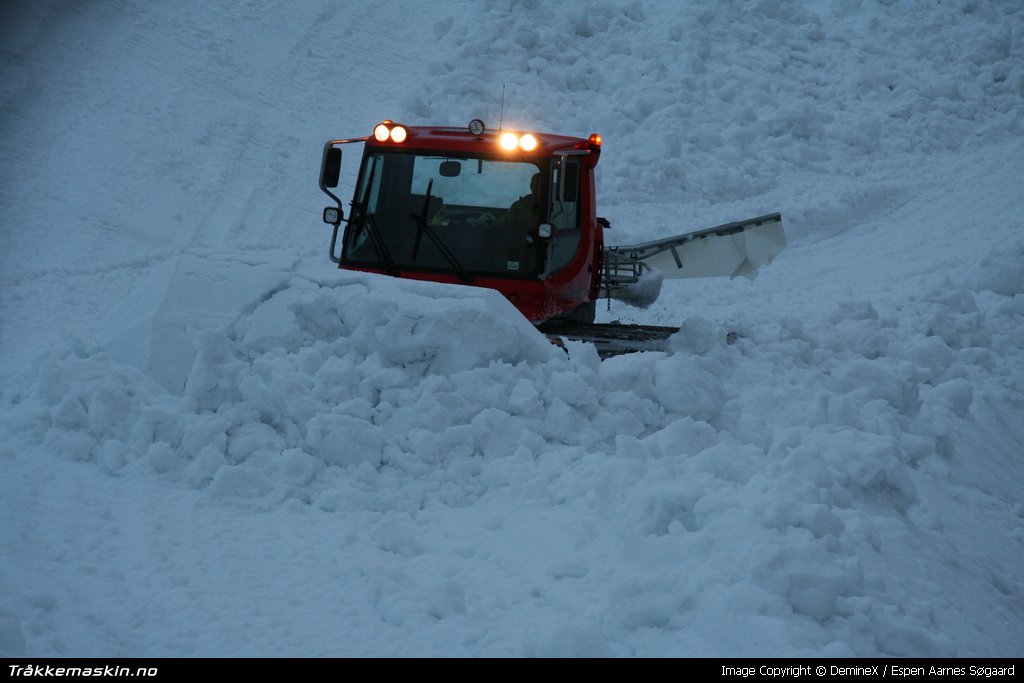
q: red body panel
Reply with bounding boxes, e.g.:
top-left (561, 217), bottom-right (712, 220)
top-left (335, 124), bottom-right (605, 324)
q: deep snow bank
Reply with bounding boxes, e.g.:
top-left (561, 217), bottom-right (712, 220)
top-left (3, 265), bottom-right (560, 496)
top-left (3, 239), bottom-right (1021, 654)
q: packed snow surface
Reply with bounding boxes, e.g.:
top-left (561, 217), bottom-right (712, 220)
top-left (2, 0), bottom-right (1023, 657)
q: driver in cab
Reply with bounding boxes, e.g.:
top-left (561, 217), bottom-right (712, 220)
top-left (498, 172), bottom-right (542, 241)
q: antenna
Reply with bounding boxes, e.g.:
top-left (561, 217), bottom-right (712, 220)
top-left (498, 84), bottom-right (506, 133)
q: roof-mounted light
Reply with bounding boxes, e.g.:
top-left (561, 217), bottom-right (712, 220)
top-left (499, 132), bottom-right (519, 151)
top-left (589, 133), bottom-right (602, 148)
top-left (498, 131), bottom-right (539, 152)
top-left (468, 119), bottom-right (486, 136)
top-left (372, 121), bottom-right (408, 143)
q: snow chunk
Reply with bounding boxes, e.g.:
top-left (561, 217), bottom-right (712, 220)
top-left (667, 316), bottom-right (726, 354)
top-left (98, 250), bottom-right (296, 392)
top-left (209, 465), bottom-right (273, 500)
top-left (608, 267), bottom-right (664, 309)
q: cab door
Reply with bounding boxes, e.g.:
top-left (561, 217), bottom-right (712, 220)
top-left (547, 155), bottom-right (583, 274)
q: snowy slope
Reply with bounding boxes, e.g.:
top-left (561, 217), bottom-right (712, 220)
top-left (2, 0), bottom-right (1023, 657)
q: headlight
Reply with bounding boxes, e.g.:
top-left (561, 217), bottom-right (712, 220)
top-left (499, 132), bottom-right (539, 151)
top-left (518, 133), bottom-right (538, 151)
top-left (372, 121), bottom-right (409, 143)
top-left (499, 132), bottom-right (519, 151)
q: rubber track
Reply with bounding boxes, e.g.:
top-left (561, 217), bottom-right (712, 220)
top-left (536, 321), bottom-right (680, 358)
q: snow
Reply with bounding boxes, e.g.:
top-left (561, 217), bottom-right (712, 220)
top-left (2, 0), bottom-right (1023, 658)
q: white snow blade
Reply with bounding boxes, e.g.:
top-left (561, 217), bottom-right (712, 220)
top-left (601, 212), bottom-right (785, 305)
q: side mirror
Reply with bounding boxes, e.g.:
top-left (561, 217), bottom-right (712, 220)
top-left (323, 206), bottom-right (343, 225)
top-left (320, 147), bottom-right (342, 189)
top-left (597, 217), bottom-right (610, 229)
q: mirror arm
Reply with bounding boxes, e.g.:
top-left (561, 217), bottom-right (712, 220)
top-left (328, 223), bottom-right (341, 263)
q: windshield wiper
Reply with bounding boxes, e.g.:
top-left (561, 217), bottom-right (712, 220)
top-left (351, 160), bottom-right (399, 277)
top-left (409, 178), bottom-right (472, 284)
top-left (363, 212), bottom-right (399, 277)
top-left (411, 178), bottom-right (431, 262)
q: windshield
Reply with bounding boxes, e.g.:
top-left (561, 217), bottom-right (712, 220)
top-left (343, 152), bottom-right (547, 276)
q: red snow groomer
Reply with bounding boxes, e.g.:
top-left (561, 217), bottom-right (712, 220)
top-left (319, 119), bottom-right (785, 355)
